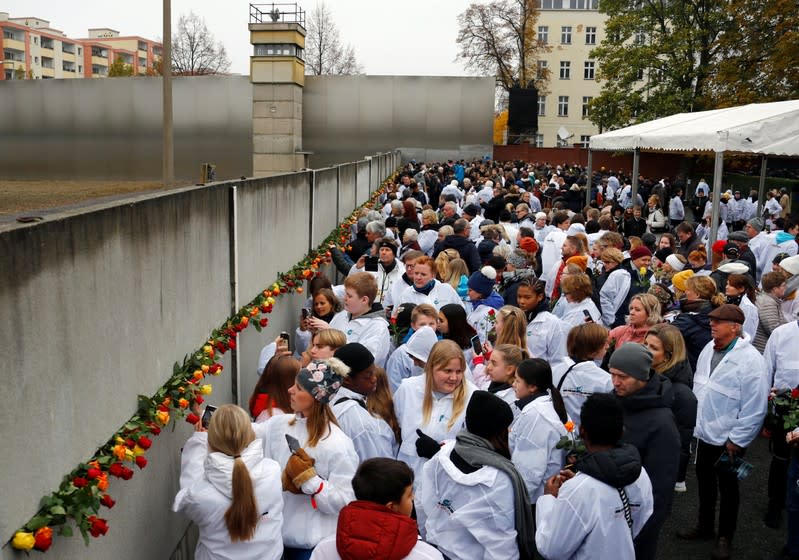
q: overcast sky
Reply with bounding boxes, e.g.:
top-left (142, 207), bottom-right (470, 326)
top-left (3, 0), bottom-right (478, 76)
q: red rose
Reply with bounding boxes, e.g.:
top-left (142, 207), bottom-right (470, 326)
top-left (149, 424), bottom-right (161, 436)
top-left (194, 395), bottom-right (204, 405)
top-left (33, 527), bottom-right (52, 552)
top-left (186, 413), bottom-right (200, 425)
top-left (792, 388), bottom-right (799, 399)
top-left (390, 317), bottom-right (397, 325)
top-left (73, 477), bottom-right (88, 488)
top-left (120, 467), bottom-right (134, 480)
top-left (228, 339), bottom-right (237, 350)
top-left (125, 438), bottom-right (136, 449)
top-left (137, 436), bottom-right (152, 449)
top-left (157, 404), bottom-right (169, 413)
top-left (87, 516), bottom-right (109, 538)
top-left (259, 318), bottom-right (268, 327)
top-left (86, 468), bottom-right (102, 480)
top-left (135, 456), bottom-right (148, 469)
top-left (488, 309), bottom-right (496, 316)
top-left (109, 463), bottom-right (125, 478)
top-left (100, 494), bottom-right (116, 509)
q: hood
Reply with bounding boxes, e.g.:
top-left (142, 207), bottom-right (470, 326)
top-left (777, 231), bottom-right (795, 244)
top-left (204, 438), bottom-right (265, 499)
top-left (336, 501), bottom-right (419, 560)
top-left (660, 359), bottom-right (693, 389)
top-left (443, 235), bottom-right (475, 251)
top-left (577, 443), bottom-right (642, 488)
top-left (358, 303), bottom-right (388, 322)
top-left (472, 291), bottom-right (504, 311)
top-left (679, 298), bottom-right (712, 316)
top-left (616, 373), bottom-right (675, 412)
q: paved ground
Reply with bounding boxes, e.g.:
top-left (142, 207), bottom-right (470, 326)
top-left (659, 434), bottom-right (788, 559)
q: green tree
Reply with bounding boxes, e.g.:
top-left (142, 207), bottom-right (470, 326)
top-left (108, 56), bottom-right (134, 77)
top-left (455, 0), bottom-right (550, 94)
top-left (589, 0), bottom-right (727, 130)
top-left (14, 67), bottom-right (26, 80)
top-left (704, 0), bottom-right (799, 107)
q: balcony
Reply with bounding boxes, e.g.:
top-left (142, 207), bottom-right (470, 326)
top-left (41, 66), bottom-right (54, 77)
top-left (91, 56), bottom-right (108, 67)
top-left (91, 47), bottom-right (108, 58)
top-left (3, 48), bottom-right (24, 63)
top-left (41, 56), bottom-right (54, 69)
top-left (40, 37), bottom-right (54, 51)
top-left (62, 43), bottom-right (76, 54)
top-left (3, 37), bottom-right (25, 52)
top-left (92, 65), bottom-right (108, 77)
top-left (62, 61), bottom-right (76, 72)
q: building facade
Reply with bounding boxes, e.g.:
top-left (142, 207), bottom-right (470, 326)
top-left (534, 0), bottom-right (605, 148)
top-left (0, 13), bottom-right (161, 80)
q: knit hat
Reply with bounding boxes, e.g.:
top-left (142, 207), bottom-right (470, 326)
top-left (723, 243), bottom-right (740, 259)
top-left (506, 249), bottom-right (531, 269)
top-left (378, 239), bottom-right (398, 256)
top-left (385, 216), bottom-right (398, 228)
top-left (608, 343), bottom-right (652, 381)
top-left (717, 261), bottom-right (750, 274)
top-left (671, 270), bottom-right (694, 293)
top-left (465, 391), bottom-right (514, 440)
top-left (334, 343), bottom-right (374, 375)
top-left (468, 266), bottom-right (497, 298)
top-left (747, 218), bottom-right (764, 232)
top-left (296, 358), bottom-right (350, 404)
top-left (708, 304), bottom-right (745, 324)
top-left (712, 240), bottom-right (728, 254)
top-left (648, 283), bottom-right (674, 310)
top-left (463, 203), bottom-right (482, 218)
top-left (566, 255), bottom-right (589, 271)
top-left (518, 237), bottom-right (540, 254)
top-left (727, 231), bottom-right (749, 243)
top-left (654, 247), bottom-right (673, 263)
top-left (665, 254), bottom-right (685, 272)
top-left (629, 246), bottom-right (652, 261)
top-left (780, 255), bottom-right (799, 276)
top-left (405, 326), bottom-right (439, 362)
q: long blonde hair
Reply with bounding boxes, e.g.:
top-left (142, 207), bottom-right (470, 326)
top-left (444, 258), bottom-right (469, 290)
top-left (422, 340), bottom-right (468, 431)
top-left (491, 344), bottom-right (528, 383)
top-left (207, 405), bottom-right (259, 542)
top-left (646, 324), bottom-right (687, 374)
top-left (367, 367), bottom-right (402, 443)
top-left (496, 305), bottom-right (527, 348)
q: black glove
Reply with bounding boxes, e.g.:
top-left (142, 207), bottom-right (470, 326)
top-left (415, 429), bottom-right (441, 459)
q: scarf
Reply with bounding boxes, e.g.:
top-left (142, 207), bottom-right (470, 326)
top-left (487, 381), bottom-right (512, 394)
top-left (453, 431), bottom-right (536, 560)
top-left (726, 294), bottom-right (743, 306)
top-left (316, 310), bottom-right (336, 324)
top-left (525, 300), bottom-right (549, 323)
top-left (382, 259), bottom-right (397, 275)
top-left (414, 279), bottom-right (436, 296)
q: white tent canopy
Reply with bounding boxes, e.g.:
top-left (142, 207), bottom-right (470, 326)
top-left (589, 100), bottom-right (799, 156)
top-left (586, 100), bottom-right (799, 245)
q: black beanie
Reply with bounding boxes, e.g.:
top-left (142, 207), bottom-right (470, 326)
top-left (334, 343), bottom-right (375, 374)
top-left (466, 391), bottom-right (514, 439)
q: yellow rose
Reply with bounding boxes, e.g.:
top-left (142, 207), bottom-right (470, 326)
top-left (156, 410), bottom-right (170, 425)
top-left (193, 370), bottom-right (204, 381)
top-left (639, 266), bottom-right (647, 276)
top-left (203, 345), bottom-right (213, 355)
top-left (12, 531), bottom-right (35, 551)
top-left (200, 384), bottom-right (213, 395)
top-left (133, 445), bottom-right (145, 457)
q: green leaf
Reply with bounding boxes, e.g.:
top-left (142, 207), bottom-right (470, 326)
top-left (26, 515), bottom-right (51, 531)
top-left (60, 524), bottom-right (73, 537)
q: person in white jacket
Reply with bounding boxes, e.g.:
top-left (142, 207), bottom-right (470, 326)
top-left (515, 277), bottom-right (568, 362)
top-left (510, 359), bottom-right (570, 501)
top-left (394, 339), bottom-right (477, 532)
top-left (540, 211), bottom-right (571, 282)
top-left (348, 238), bottom-right (406, 307)
top-left (329, 342), bottom-right (397, 461)
top-left (310, 272), bottom-right (391, 367)
top-left (536, 394), bottom-right (654, 560)
top-left (394, 256), bottom-right (464, 314)
top-left (421, 391), bottom-right (536, 560)
top-left (677, 304), bottom-right (767, 559)
top-left (255, 359), bottom-right (359, 559)
top-left (386, 324), bottom-right (439, 392)
top-left (551, 322), bottom-right (613, 428)
top-left (173, 404), bottom-right (284, 560)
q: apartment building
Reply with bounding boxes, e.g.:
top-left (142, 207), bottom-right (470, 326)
top-left (0, 12), bottom-right (161, 80)
top-left (534, 0), bottom-right (606, 147)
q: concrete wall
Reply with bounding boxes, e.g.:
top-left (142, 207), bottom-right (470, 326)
top-left (0, 75), bottom-right (492, 181)
top-left (0, 151), bottom-right (398, 559)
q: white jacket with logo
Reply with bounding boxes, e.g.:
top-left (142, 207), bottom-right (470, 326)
top-left (330, 308), bottom-right (391, 367)
top-left (693, 334), bottom-right (768, 447)
top-left (420, 441), bottom-right (519, 560)
top-left (551, 358), bottom-right (613, 429)
top-left (330, 386), bottom-right (398, 460)
top-left (173, 434), bottom-right (284, 560)
top-left (510, 395), bottom-right (568, 501)
top-left (395, 281), bottom-right (464, 313)
top-left (254, 414), bottom-right (359, 549)
top-left (525, 311), bottom-right (568, 363)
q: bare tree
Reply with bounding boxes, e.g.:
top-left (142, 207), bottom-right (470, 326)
top-left (304, 3), bottom-right (363, 75)
top-left (171, 12), bottom-right (231, 76)
top-left (456, 0), bottom-right (550, 94)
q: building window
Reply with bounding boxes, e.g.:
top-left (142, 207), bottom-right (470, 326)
top-left (580, 135), bottom-right (591, 148)
top-left (538, 26), bottom-right (549, 44)
top-left (582, 96), bottom-right (593, 117)
top-left (138, 41), bottom-right (147, 51)
top-left (558, 96), bottom-right (569, 117)
top-left (537, 60), bottom-right (548, 79)
top-left (561, 26), bottom-right (572, 44)
top-left (584, 61), bottom-right (595, 80)
top-left (78, 65), bottom-right (83, 73)
top-left (559, 61), bottom-right (571, 79)
top-left (535, 134), bottom-right (544, 148)
top-left (33, 36), bottom-right (38, 45)
top-left (34, 56), bottom-right (39, 64)
top-left (254, 43), bottom-right (303, 59)
top-left (538, 96), bottom-right (546, 116)
top-left (78, 47), bottom-right (82, 55)
top-left (585, 27), bottom-right (596, 44)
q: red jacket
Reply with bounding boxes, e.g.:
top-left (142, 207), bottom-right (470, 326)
top-left (336, 501), bottom-right (419, 560)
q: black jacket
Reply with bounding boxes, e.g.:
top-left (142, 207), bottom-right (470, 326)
top-left (659, 360), bottom-right (698, 457)
top-left (433, 235), bottom-right (482, 274)
top-left (616, 374), bottom-right (680, 530)
top-left (670, 300), bottom-right (712, 372)
top-left (576, 443), bottom-right (643, 489)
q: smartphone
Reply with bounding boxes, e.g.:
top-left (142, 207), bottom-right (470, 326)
top-left (279, 331), bottom-right (290, 351)
top-left (201, 405), bottom-right (217, 429)
top-left (470, 335), bottom-right (482, 356)
top-left (583, 309), bottom-right (594, 323)
top-left (365, 256), bottom-right (379, 272)
top-left (301, 308), bottom-right (311, 320)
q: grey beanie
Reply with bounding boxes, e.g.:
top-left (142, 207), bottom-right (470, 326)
top-left (609, 343), bottom-right (652, 381)
top-left (747, 217), bottom-right (764, 232)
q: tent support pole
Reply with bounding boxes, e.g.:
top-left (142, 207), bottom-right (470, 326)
top-left (757, 155), bottom-right (768, 217)
top-left (710, 151), bottom-right (724, 247)
top-left (585, 149), bottom-right (593, 208)
top-left (631, 148), bottom-right (640, 204)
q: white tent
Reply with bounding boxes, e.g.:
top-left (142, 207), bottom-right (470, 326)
top-left (587, 100), bottom-right (799, 244)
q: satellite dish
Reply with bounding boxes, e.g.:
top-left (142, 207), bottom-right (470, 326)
top-left (557, 126), bottom-right (573, 140)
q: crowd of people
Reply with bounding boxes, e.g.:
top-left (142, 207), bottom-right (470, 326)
top-left (173, 159), bottom-right (799, 560)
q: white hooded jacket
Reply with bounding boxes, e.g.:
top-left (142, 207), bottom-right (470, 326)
top-left (525, 311), bottom-right (568, 363)
top-left (693, 334), bottom-right (768, 447)
top-left (330, 308), bottom-right (391, 367)
top-left (330, 386), bottom-right (398, 460)
top-left (173, 434), bottom-right (284, 560)
top-left (551, 358), bottom-right (613, 428)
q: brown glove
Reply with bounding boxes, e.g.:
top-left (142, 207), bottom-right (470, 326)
top-left (281, 469), bottom-right (303, 494)
top-left (284, 448), bottom-right (318, 491)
